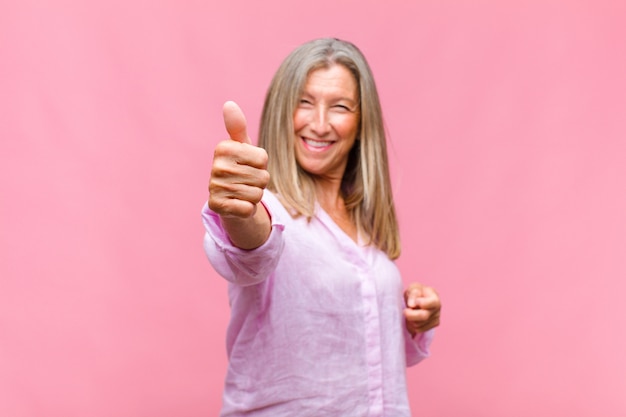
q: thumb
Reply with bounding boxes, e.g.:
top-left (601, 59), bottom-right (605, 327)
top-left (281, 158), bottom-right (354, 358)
top-left (223, 101), bottom-right (251, 144)
top-left (405, 284), bottom-right (424, 309)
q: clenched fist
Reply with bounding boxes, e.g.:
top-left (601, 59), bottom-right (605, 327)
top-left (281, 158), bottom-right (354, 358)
top-left (404, 283), bottom-right (441, 337)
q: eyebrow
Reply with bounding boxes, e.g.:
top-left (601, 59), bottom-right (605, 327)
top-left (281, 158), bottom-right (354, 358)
top-left (299, 91), bottom-right (358, 105)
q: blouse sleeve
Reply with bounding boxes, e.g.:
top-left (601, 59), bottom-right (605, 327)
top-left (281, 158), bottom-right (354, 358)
top-left (405, 328), bottom-right (435, 367)
top-left (201, 191), bottom-right (286, 286)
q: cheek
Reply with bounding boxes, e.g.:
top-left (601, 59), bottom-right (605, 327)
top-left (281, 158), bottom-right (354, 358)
top-left (337, 118), bottom-right (359, 139)
top-left (292, 110), bottom-right (306, 133)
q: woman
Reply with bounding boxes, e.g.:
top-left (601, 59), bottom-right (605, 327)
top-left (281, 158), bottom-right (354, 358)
top-left (203, 38), bottom-right (441, 416)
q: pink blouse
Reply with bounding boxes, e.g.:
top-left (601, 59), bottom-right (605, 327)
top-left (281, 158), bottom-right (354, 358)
top-left (202, 190), bottom-right (433, 417)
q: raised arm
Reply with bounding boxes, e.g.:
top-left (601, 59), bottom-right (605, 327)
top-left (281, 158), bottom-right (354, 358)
top-left (208, 101), bottom-right (271, 249)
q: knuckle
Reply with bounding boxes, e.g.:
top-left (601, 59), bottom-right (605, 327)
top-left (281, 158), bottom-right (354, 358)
top-left (258, 169), bottom-right (270, 187)
top-left (241, 203), bottom-right (256, 218)
top-left (257, 148), bottom-right (269, 167)
top-left (210, 159), bottom-right (231, 178)
top-left (208, 178), bottom-right (230, 195)
top-left (250, 187), bottom-right (264, 203)
top-left (213, 140), bottom-right (233, 156)
top-left (208, 196), bottom-right (226, 214)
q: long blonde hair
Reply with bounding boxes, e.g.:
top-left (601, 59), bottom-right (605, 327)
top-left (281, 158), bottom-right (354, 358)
top-left (258, 38), bottom-right (401, 259)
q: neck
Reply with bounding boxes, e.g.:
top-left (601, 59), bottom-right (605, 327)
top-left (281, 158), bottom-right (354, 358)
top-left (314, 177), bottom-right (343, 212)
top-left (314, 177), bottom-right (358, 243)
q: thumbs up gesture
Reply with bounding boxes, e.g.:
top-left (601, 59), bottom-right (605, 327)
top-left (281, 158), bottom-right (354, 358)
top-left (208, 101), bottom-right (271, 248)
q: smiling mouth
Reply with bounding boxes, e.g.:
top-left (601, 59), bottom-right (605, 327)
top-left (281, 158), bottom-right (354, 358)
top-left (302, 137), bottom-right (334, 149)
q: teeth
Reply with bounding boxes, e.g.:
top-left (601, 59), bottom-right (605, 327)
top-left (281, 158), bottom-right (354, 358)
top-left (304, 138), bottom-right (331, 148)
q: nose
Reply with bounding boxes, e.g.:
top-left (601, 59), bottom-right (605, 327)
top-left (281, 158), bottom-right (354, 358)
top-left (310, 106), bottom-right (331, 136)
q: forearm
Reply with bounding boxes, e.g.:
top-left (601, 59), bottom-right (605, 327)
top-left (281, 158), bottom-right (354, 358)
top-left (220, 202), bottom-right (271, 250)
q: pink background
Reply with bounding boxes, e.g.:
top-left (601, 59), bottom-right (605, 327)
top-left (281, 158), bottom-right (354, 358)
top-left (2, 1), bottom-right (625, 416)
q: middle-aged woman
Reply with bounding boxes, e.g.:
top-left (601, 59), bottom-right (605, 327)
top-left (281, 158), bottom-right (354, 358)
top-left (202, 38), bottom-right (441, 416)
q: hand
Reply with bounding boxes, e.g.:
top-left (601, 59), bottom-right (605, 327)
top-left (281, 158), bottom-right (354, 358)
top-left (404, 283), bottom-right (441, 337)
top-left (208, 101), bottom-right (270, 219)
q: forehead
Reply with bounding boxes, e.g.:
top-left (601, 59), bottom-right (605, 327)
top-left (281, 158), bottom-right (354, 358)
top-left (302, 64), bottom-right (358, 98)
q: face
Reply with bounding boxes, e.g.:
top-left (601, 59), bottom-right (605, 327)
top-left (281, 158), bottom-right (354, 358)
top-left (293, 64), bottom-right (360, 181)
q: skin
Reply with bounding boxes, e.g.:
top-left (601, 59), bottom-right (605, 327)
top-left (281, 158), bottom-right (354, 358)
top-left (208, 101), bottom-right (271, 250)
top-left (293, 65), bottom-right (361, 241)
top-left (208, 65), bottom-right (441, 335)
top-left (404, 283), bottom-right (441, 336)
